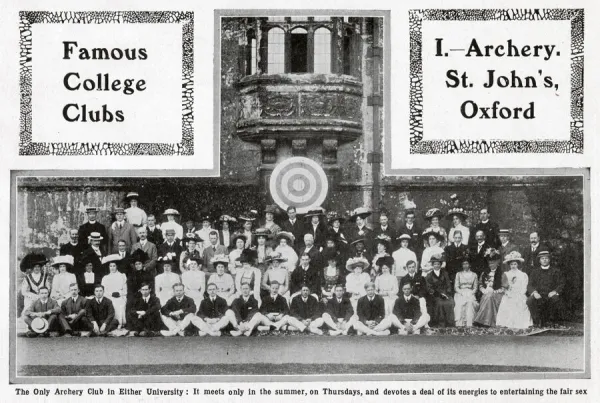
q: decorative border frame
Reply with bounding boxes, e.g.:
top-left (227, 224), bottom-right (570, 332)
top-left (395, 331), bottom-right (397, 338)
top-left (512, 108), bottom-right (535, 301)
top-left (409, 9), bottom-right (584, 154)
top-left (19, 11), bottom-right (194, 156)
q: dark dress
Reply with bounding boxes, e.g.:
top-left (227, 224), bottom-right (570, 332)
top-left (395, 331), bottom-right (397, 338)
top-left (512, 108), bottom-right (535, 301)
top-left (425, 269), bottom-right (455, 327)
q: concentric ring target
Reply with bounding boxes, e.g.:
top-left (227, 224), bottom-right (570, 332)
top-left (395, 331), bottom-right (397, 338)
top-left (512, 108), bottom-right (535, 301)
top-left (270, 157), bottom-right (329, 214)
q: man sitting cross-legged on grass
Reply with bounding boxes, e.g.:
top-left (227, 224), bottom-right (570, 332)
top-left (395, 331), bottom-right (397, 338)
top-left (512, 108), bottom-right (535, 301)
top-left (191, 282), bottom-right (234, 336)
top-left (258, 281), bottom-right (290, 332)
top-left (86, 284), bottom-right (119, 337)
top-left (287, 284), bottom-right (325, 335)
top-left (127, 282), bottom-right (162, 337)
top-left (374, 282), bottom-right (430, 335)
top-left (59, 283), bottom-right (93, 337)
top-left (160, 283), bottom-right (197, 337)
top-left (353, 282), bottom-right (389, 336)
top-left (227, 282), bottom-right (273, 337)
top-left (23, 286), bottom-right (61, 337)
top-left (321, 284), bottom-right (357, 335)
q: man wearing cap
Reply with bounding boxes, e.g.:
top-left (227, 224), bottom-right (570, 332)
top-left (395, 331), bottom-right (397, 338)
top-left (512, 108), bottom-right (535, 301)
top-left (472, 208), bottom-right (500, 248)
top-left (218, 216), bottom-right (236, 249)
top-left (397, 210), bottom-right (422, 256)
top-left (290, 253), bottom-right (321, 299)
top-left (23, 286), bottom-right (61, 337)
top-left (127, 282), bottom-right (162, 337)
top-left (375, 282), bottom-right (430, 335)
top-left (281, 206), bottom-right (305, 247)
top-left (373, 211), bottom-right (398, 251)
top-left (192, 282), bottom-right (234, 336)
top-left (145, 215), bottom-right (164, 247)
top-left (203, 230), bottom-right (229, 274)
top-left (522, 232), bottom-right (550, 276)
top-left (131, 227), bottom-right (158, 278)
top-left (108, 208), bottom-right (138, 254)
top-left (297, 233), bottom-right (322, 270)
top-left (59, 283), bottom-right (93, 337)
top-left (526, 251), bottom-right (566, 327)
top-left (161, 209), bottom-right (184, 240)
top-left (304, 208), bottom-right (327, 248)
top-left (392, 234), bottom-right (418, 280)
top-left (78, 207), bottom-right (108, 253)
top-left (124, 192), bottom-right (148, 228)
top-left (288, 284), bottom-right (325, 335)
top-left (59, 229), bottom-right (85, 273)
top-left (354, 282), bottom-right (389, 336)
top-left (86, 284), bottom-right (119, 336)
top-left (347, 208), bottom-right (374, 249)
top-left (425, 255), bottom-right (455, 327)
top-left (321, 284), bottom-right (356, 335)
top-left (158, 229), bottom-right (183, 274)
top-left (498, 229), bottom-right (519, 271)
top-left (160, 283), bottom-right (197, 336)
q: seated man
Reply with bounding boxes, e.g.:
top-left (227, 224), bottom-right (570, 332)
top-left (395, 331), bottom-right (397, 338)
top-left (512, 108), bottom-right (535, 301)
top-left (86, 284), bottom-right (119, 337)
top-left (321, 284), bottom-right (357, 336)
top-left (127, 282), bottom-right (162, 337)
top-left (354, 282), bottom-right (388, 336)
top-left (375, 283), bottom-right (430, 335)
top-left (227, 282), bottom-right (271, 337)
top-left (191, 282), bottom-right (234, 336)
top-left (526, 251), bottom-right (566, 327)
top-left (59, 283), bottom-right (93, 337)
top-left (287, 285), bottom-right (325, 335)
top-left (258, 281), bottom-right (289, 331)
top-left (160, 283), bottom-right (197, 337)
top-left (22, 286), bottom-right (61, 337)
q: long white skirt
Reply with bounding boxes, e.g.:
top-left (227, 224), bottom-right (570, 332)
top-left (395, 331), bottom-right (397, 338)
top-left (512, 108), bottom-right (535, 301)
top-left (105, 295), bottom-right (127, 326)
top-left (496, 293), bottom-right (532, 329)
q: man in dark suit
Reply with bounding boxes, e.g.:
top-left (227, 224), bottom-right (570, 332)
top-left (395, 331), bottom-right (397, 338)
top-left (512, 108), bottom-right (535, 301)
top-left (202, 231), bottom-right (229, 274)
top-left (126, 250), bottom-right (153, 304)
top-left (472, 208), bottom-right (500, 248)
top-left (347, 208), bottom-right (374, 250)
top-left (126, 282), bottom-right (162, 337)
top-left (78, 207), bottom-right (108, 254)
top-left (157, 229), bottom-right (183, 274)
top-left (397, 210), bottom-right (422, 255)
top-left (108, 207), bottom-right (138, 254)
top-left (159, 283), bottom-right (197, 336)
top-left (445, 230), bottom-right (470, 283)
top-left (280, 206), bottom-right (306, 248)
top-left (373, 211), bottom-right (398, 251)
top-left (22, 286), bottom-right (61, 337)
top-left (522, 232), bottom-right (550, 276)
top-left (192, 282), bottom-right (235, 336)
top-left (399, 260), bottom-right (428, 299)
top-left (290, 253), bottom-right (321, 298)
top-left (258, 281), bottom-right (290, 331)
top-left (375, 283), bottom-right (430, 334)
top-left (288, 285), bottom-right (324, 334)
top-left (469, 230), bottom-right (490, 277)
top-left (59, 229), bottom-right (85, 273)
top-left (145, 214), bottom-right (164, 247)
top-left (526, 251), bottom-right (566, 327)
top-left (321, 284), bottom-right (357, 335)
top-left (131, 227), bottom-right (158, 278)
top-left (59, 283), bottom-right (93, 336)
top-left (227, 282), bottom-right (269, 337)
top-left (296, 234), bottom-right (322, 270)
top-left (353, 282), bottom-right (388, 336)
top-left (304, 209), bottom-right (328, 248)
top-left (86, 284), bottom-right (119, 336)
top-left (498, 229), bottom-right (520, 271)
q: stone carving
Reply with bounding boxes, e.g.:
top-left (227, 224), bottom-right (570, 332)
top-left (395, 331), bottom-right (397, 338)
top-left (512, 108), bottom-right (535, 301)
top-left (260, 93), bottom-right (297, 118)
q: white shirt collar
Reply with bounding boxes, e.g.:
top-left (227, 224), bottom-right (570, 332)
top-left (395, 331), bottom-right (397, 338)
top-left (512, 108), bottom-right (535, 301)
top-left (541, 265), bottom-right (550, 270)
top-left (481, 220), bottom-right (489, 224)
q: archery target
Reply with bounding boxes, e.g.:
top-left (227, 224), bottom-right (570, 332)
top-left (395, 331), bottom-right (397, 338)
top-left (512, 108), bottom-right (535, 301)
top-left (270, 157), bottom-right (329, 214)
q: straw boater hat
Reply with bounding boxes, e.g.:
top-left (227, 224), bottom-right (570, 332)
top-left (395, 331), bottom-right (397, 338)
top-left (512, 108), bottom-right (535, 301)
top-left (113, 207), bottom-right (125, 214)
top-left (265, 251), bottom-right (288, 263)
top-left (164, 228), bottom-right (176, 236)
top-left (446, 207), bottom-right (468, 221)
top-left (429, 253), bottom-right (445, 264)
top-left (86, 206), bottom-right (99, 213)
top-left (20, 252), bottom-right (48, 272)
top-left (163, 208), bottom-right (180, 216)
top-left (275, 231), bottom-right (295, 244)
top-left (499, 229), bottom-right (510, 235)
top-left (424, 208), bottom-right (444, 221)
top-left (125, 192), bottom-right (140, 201)
top-left (30, 317), bottom-right (49, 334)
top-left (376, 255), bottom-right (394, 269)
top-left (326, 211), bottom-right (346, 224)
top-left (254, 228), bottom-right (272, 239)
top-left (537, 250), bottom-right (551, 260)
top-left (239, 210), bottom-right (258, 222)
top-left (349, 207), bottom-right (372, 222)
top-left (503, 251), bottom-right (524, 265)
top-left (210, 254), bottom-right (230, 266)
top-left (51, 255), bottom-right (74, 270)
top-left (345, 257), bottom-right (370, 272)
top-left (88, 232), bottom-right (104, 242)
top-left (304, 207), bottom-right (326, 219)
top-left (374, 234), bottom-right (392, 249)
top-left (101, 254), bottom-right (122, 269)
top-left (397, 233), bottom-right (412, 242)
top-left (232, 233), bottom-right (247, 245)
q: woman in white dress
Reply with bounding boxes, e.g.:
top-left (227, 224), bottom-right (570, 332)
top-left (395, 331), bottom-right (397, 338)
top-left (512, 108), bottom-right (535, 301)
top-left (261, 252), bottom-right (290, 301)
top-left (345, 257), bottom-right (371, 313)
top-left (420, 231), bottom-right (446, 275)
top-left (371, 235), bottom-right (392, 281)
top-left (154, 257), bottom-right (181, 306)
top-left (49, 255), bottom-right (76, 307)
top-left (423, 208), bottom-right (448, 248)
top-left (228, 235), bottom-right (247, 276)
top-left (181, 257), bottom-right (206, 313)
top-left (208, 256), bottom-right (236, 305)
top-left (453, 259), bottom-right (479, 327)
top-left (374, 256), bottom-right (399, 315)
top-left (20, 253), bottom-right (51, 316)
top-left (101, 255), bottom-right (128, 328)
top-left (161, 208), bottom-right (184, 240)
top-left (391, 234), bottom-right (417, 280)
top-left (274, 232), bottom-right (298, 273)
top-left (496, 251), bottom-right (533, 329)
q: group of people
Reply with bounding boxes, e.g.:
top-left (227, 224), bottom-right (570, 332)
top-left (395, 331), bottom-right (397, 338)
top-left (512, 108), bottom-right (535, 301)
top-left (19, 193), bottom-right (568, 338)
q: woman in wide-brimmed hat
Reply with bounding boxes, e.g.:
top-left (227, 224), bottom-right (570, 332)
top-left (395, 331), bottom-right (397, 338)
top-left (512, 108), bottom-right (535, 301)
top-left (347, 207), bottom-right (374, 247)
top-left (208, 254), bottom-right (236, 304)
top-left (234, 249), bottom-right (262, 303)
top-left (20, 252), bottom-right (50, 315)
top-left (374, 255), bottom-right (398, 316)
top-left (320, 248), bottom-right (343, 302)
top-left (180, 233), bottom-right (203, 271)
top-left (100, 254), bottom-right (128, 329)
top-left (49, 255), bottom-right (76, 307)
top-left (446, 207), bottom-right (471, 247)
top-left (261, 251), bottom-right (290, 300)
top-left (304, 207), bottom-right (327, 247)
top-left (124, 191), bottom-right (148, 228)
top-left (391, 233), bottom-right (417, 279)
top-left (423, 208), bottom-right (448, 248)
top-left (194, 211), bottom-right (214, 249)
top-left (238, 210), bottom-right (258, 249)
top-left (181, 256), bottom-right (205, 313)
top-left (420, 230), bottom-right (446, 275)
top-left (371, 234), bottom-right (392, 281)
top-left (154, 255), bottom-right (181, 307)
top-left (474, 249), bottom-right (504, 327)
top-left (161, 208), bottom-right (183, 240)
top-left (274, 231), bottom-right (298, 273)
top-left (262, 205), bottom-right (282, 237)
top-left (344, 257), bottom-right (371, 312)
top-left (253, 228), bottom-right (274, 276)
top-left (217, 215), bottom-right (237, 249)
top-left (228, 234), bottom-right (247, 275)
top-left (496, 252), bottom-right (532, 329)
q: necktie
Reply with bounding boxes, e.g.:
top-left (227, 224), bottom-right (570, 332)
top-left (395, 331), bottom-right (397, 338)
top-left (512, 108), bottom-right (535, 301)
top-left (97, 299), bottom-right (101, 304)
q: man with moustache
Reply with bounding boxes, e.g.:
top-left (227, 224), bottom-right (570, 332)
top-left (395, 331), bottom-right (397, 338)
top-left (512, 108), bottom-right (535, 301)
top-left (131, 227), bottom-right (158, 278)
top-left (522, 232), bottom-right (550, 276)
top-left (108, 207), bottom-right (138, 254)
top-left (145, 215), bottom-right (164, 246)
top-left (472, 208), bottom-right (500, 248)
top-left (78, 207), bottom-right (108, 253)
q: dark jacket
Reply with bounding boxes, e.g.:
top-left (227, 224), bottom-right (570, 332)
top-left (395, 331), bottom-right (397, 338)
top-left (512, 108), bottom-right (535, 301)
top-left (230, 295), bottom-right (259, 322)
top-left (161, 295), bottom-right (197, 319)
top-left (59, 242), bottom-right (86, 273)
top-left (198, 295), bottom-right (228, 319)
top-left (290, 294), bottom-right (322, 320)
top-left (86, 297), bottom-right (115, 326)
top-left (126, 268), bottom-right (154, 298)
top-left (325, 297), bottom-right (353, 322)
top-left (444, 242), bottom-right (470, 279)
top-left (290, 265), bottom-right (321, 296)
top-left (260, 294), bottom-right (289, 315)
top-left (397, 223), bottom-right (422, 252)
top-left (303, 222), bottom-right (328, 248)
top-left (157, 241), bottom-right (183, 273)
top-left (78, 221), bottom-right (109, 253)
top-left (522, 242), bottom-right (551, 276)
top-left (393, 295), bottom-right (422, 324)
top-left (23, 298), bottom-right (61, 317)
top-left (61, 295), bottom-right (88, 320)
top-left (296, 245), bottom-right (322, 270)
top-left (146, 226), bottom-right (164, 247)
top-left (399, 271), bottom-right (428, 299)
top-left (281, 219), bottom-right (306, 248)
top-left (472, 221), bottom-right (500, 248)
top-left (373, 225), bottom-right (398, 250)
top-left (426, 269), bottom-right (453, 298)
top-left (479, 268), bottom-right (503, 291)
top-left (527, 266), bottom-right (565, 296)
top-left (356, 294), bottom-right (385, 323)
top-left (77, 271), bottom-right (100, 298)
top-left (469, 242), bottom-right (491, 276)
top-left (129, 294), bottom-right (161, 318)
